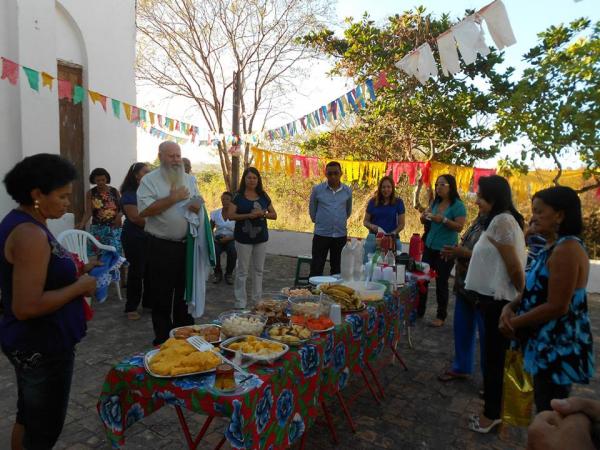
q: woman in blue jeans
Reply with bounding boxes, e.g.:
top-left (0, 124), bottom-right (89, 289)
top-left (0, 154), bottom-right (97, 449)
top-left (363, 176), bottom-right (405, 259)
top-left (438, 213), bottom-right (487, 382)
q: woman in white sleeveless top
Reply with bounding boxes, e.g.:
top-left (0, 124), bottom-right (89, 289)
top-left (464, 175), bottom-right (526, 433)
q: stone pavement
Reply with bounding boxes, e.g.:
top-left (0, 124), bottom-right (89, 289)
top-left (1, 254), bottom-right (599, 449)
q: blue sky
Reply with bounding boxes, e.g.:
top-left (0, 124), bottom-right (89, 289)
top-left (138, 0), bottom-right (599, 166)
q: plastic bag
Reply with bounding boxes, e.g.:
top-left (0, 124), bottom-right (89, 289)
top-left (501, 349), bottom-right (534, 427)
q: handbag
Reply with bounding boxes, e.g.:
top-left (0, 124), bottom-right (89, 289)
top-left (501, 348), bottom-right (534, 427)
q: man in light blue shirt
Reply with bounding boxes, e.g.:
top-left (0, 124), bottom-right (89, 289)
top-left (308, 161), bottom-right (352, 276)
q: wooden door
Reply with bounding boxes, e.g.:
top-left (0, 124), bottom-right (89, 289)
top-left (58, 62), bottom-right (85, 222)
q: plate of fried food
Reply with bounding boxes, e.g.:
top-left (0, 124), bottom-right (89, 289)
top-left (170, 324), bottom-right (224, 344)
top-left (144, 338), bottom-right (222, 378)
top-left (220, 335), bottom-right (289, 361)
top-left (253, 295), bottom-right (289, 326)
top-left (267, 324), bottom-right (312, 345)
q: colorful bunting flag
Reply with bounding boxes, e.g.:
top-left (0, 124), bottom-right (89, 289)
top-left (22, 67), bottom-right (39, 91)
top-left (1, 58), bottom-right (19, 85)
top-left (41, 72), bottom-right (54, 90)
top-left (88, 90), bottom-right (107, 111)
top-left (73, 85), bottom-right (85, 105)
top-left (123, 103), bottom-right (132, 121)
top-left (58, 79), bottom-right (73, 101)
top-left (111, 99), bottom-right (121, 118)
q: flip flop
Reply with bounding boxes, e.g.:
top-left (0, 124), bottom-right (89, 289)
top-left (437, 370), bottom-right (469, 382)
top-left (469, 417), bottom-right (501, 434)
top-left (428, 319), bottom-right (445, 327)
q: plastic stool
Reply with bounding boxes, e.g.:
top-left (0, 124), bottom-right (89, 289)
top-left (294, 255), bottom-right (312, 286)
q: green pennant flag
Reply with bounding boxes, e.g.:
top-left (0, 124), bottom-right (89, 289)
top-left (111, 99), bottom-right (121, 118)
top-left (73, 85), bottom-right (85, 105)
top-left (23, 67), bottom-right (39, 91)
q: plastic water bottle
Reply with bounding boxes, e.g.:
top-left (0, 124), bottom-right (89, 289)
top-left (340, 241), bottom-right (354, 281)
top-left (385, 250), bottom-right (395, 267)
top-left (353, 240), bottom-right (364, 280)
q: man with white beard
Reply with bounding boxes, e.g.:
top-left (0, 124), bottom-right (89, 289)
top-left (137, 141), bottom-right (202, 345)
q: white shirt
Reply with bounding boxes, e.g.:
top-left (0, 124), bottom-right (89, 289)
top-left (465, 212), bottom-right (526, 301)
top-left (137, 169), bottom-right (200, 241)
top-left (210, 208), bottom-right (235, 238)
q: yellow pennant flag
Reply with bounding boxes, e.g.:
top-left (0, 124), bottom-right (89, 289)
top-left (149, 111), bottom-right (155, 125)
top-left (285, 155), bottom-right (295, 176)
top-left (430, 161), bottom-right (473, 193)
top-left (41, 72), bottom-right (54, 90)
top-left (123, 103), bottom-right (132, 121)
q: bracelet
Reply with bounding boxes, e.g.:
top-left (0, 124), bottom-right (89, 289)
top-left (442, 217), bottom-right (449, 225)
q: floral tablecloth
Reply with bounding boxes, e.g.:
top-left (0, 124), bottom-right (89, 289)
top-left (97, 284), bottom-right (414, 449)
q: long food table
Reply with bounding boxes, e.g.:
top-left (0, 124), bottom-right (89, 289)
top-left (97, 284), bottom-right (415, 449)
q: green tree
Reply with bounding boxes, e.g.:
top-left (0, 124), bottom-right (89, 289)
top-left (497, 19), bottom-right (600, 191)
top-left (298, 7), bottom-right (513, 165)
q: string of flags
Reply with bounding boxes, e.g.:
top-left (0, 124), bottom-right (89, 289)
top-left (396, 0), bottom-right (516, 83)
top-left (263, 0), bottom-right (516, 140)
top-left (250, 146), bottom-right (592, 204)
top-left (0, 55), bottom-right (202, 146)
top-left (262, 76), bottom-right (382, 141)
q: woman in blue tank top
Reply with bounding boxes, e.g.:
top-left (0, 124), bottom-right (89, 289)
top-left (0, 154), bottom-right (97, 449)
top-left (500, 186), bottom-right (594, 413)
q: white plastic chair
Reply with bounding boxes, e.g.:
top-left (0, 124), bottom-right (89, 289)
top-left (56, 229), bottom-right (123, 300)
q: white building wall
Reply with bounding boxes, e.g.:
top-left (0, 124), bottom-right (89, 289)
top-left (0, 0), bottom-right (136, 216)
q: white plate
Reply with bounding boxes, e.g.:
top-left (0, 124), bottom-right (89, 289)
top-left (220, 335), bottom-right (289, 362)
top-left (144, 349), bottom-right (220, 378)
top-left (309, 275), bottom-right (340, 285)
top-left (169, 324), bottom-right (224, 344)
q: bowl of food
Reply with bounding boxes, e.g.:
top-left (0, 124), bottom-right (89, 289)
top-left (218, 312), bottom-right (267, 338)
top-left (253, 294), bottom-right (289, 325)
top-left (288, 295), bottom-right (328, 318)
top-left (267, 323), bottom-right (312, 345)
top-left (281, 287), bottom-right (314, 297)
top-left (341, 281), bottom-right (386, 301)
top-left (220, 335), bottom-right (288, 361)
top-left (170, 324), bottom-right (223, 343)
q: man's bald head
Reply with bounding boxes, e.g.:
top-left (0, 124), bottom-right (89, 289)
top-left (158, 141), bottom-right (182, 167)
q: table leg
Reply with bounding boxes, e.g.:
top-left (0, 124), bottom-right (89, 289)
top-left (174, 406), bottom-right (215, 450)
top-left (335, 391), bottom-right (356, 433)
top-left (388, 342), bottom-right (408, 371)
top-left (214, 436), bottom-right (227, 450)
top-left (365, 360), bottom-right (385, 399)
top-left (359, 366), bottom-right (382, 404)
top-left (320, 400), bottom-right (339, 444)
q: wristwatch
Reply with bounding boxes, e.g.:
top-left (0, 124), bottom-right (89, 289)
top-left (442, 217), bottom-right (449, 225)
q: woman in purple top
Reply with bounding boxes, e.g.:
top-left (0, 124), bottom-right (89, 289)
top-left (363, 176), bottom-right (406, 259)
top-left (0, 154), bottom-right (97, 450)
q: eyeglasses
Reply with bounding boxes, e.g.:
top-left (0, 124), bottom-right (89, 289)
top-left (326, 171), bottom-right (341, 176)
top-left (435, 183), bottom-right (449, 187)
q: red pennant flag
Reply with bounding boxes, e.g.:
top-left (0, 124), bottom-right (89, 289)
top-left (131, 106), bottom-right (139, 122)
top-left (374, 71), bottom-right (390, 90)
top-left (1, 58), bottom-right (19, 85)
top-left (473, 168), bottom-right (497, 191)
top-left (58, 79), bottom-right (73, 101)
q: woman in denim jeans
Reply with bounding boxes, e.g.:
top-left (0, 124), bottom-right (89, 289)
top-left (0, 154), bottom-right (97, 449)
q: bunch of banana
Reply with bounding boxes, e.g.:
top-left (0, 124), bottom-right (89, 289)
top-left (320, 284), bottom-right (362, 311)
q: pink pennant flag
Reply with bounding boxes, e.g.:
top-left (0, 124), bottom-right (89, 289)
top-left (131, 106), bottom-right (139, 122)
top-left (473, 168), bottom-right (497, 190)
top-left (1, 58), bottom-right (19, 85)
top-left (58, 79), bottom-right (73, 101)
top-left (307, 157), bottom-right (319, 177)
